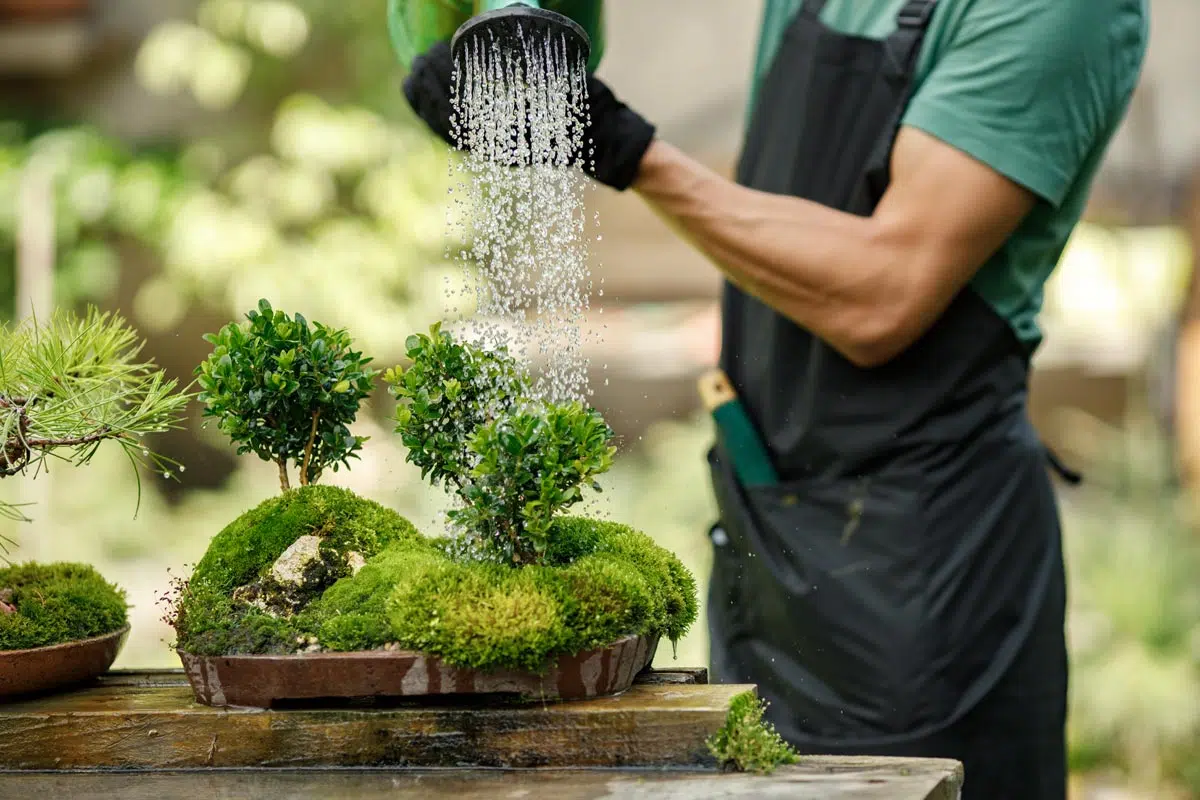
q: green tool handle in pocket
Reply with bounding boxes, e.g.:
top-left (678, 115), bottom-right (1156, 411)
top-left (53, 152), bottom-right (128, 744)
top-left (698, 369), bottom-right (779, 488)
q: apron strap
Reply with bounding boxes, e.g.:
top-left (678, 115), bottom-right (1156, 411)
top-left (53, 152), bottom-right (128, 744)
top-left (888, 0), bottom-right (939, 73)
top-left (802, 0), bottom-right (828, 16)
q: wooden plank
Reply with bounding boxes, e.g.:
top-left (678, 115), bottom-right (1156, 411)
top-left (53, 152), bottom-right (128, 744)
top-left (0, 671), bottom-right (744, 770)
top-left (92, 667), bottom-right (710, 688)
top-left (0, 758), bottom-right (964, 799)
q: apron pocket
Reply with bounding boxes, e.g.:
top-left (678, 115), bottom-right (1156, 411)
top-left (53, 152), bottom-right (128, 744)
top-left (737, 472), bottom-right (945, 737)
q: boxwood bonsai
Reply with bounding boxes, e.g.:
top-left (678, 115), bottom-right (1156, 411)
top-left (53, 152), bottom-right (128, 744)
top-left (171, 306), bottom-right (697, 677)
top-left (385, 323), bottom-right (615, 565)
top-left (196, 299), bottom-right (377, 491)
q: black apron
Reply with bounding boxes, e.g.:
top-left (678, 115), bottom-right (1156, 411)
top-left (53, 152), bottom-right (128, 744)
top-left (708, 1), bottom-right (1069, 796)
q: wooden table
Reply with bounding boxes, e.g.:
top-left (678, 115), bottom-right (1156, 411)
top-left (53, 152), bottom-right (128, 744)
top-left (0, 669), bottom-right (963, 799)
top-left (0, 760), bottom-right (964, 799)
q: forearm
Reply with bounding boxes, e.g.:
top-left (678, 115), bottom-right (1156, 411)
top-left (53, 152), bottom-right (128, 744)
top-left (631, 140), bottom-right (921, 366)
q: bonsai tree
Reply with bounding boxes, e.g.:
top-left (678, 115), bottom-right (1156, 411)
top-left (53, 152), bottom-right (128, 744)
top-left (385, 323), bottom-right (616, 564)
top-left (0, 307), bottom-right (189, 527)
top-left (196, 299), bottom-right (378, 491)
top-left (171, 312), bottom-right (697, 693)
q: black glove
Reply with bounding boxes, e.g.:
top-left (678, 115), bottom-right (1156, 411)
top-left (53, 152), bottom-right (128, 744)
top-left (402, 41), bottom-right (656, 192)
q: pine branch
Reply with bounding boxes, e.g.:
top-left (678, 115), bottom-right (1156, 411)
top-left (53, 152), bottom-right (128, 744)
top-left (0, 306), bottom-right (193, 517)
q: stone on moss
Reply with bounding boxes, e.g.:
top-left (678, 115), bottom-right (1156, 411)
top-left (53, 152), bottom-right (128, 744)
top-left (174, 485), bottom-right (424, 655)
top-left (188, 484), bottom-right (422, 593)
top-left (0, 562), bottom-right (128, 651)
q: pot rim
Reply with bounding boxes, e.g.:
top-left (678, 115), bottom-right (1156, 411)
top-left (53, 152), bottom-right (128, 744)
top-left (0, 623), bottom-right (130, 658)
top-left (176, 632), bottom-right (645, 662)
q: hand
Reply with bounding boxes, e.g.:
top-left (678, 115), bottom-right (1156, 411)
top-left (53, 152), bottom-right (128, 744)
top-left (401, 42), bottom-right (656, 192)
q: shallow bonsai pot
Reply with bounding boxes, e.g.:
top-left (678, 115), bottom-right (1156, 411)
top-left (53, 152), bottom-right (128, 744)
top-left (0, 624), bottom-right (129, 700)
top-left (179, 634), bottom-right (659, 708)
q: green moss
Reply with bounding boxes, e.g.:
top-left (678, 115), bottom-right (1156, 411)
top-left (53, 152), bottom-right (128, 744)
top-left (546, 516), bottom-right (699, 643)
top-left (0, 562), bottom-right (128, 651)
top-left (173, 583), bottom-right (298, 656)
top-left (380, 515), bottom-right (698, 672)
top-left (174, 485), bottom-right (424, 655)
top-left (177, 504), bottom-right (699, 674)
top-left (189, 484), bottom-right (422, 592)
top-left (300, 545), bottom-right (441, 652)
top-left (706, 692), bottom-right (799, 775)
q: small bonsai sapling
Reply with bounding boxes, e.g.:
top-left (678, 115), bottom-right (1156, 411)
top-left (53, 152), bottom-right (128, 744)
top-left (196, 299), bottom-right (378, 491)
top-left (0, 307), bottom-right (189, 527)
top-left (386, 324), bottom-right (616, 564)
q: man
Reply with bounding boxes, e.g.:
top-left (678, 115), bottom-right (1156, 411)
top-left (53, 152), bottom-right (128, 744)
top-left (403, 0), bottom-right (1148, 796)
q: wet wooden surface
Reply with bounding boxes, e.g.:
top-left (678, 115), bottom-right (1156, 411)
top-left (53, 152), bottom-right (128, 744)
top-left (0, 668), bottom-right (747, 770)
top-left (0, 758), bottom-right (965, 799)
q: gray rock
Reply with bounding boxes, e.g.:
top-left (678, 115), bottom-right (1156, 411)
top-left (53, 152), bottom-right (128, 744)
top-left (270, 535), bottom-right (323, 586)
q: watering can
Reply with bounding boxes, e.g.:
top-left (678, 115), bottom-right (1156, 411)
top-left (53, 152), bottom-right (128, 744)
top-left (387, 0), bottom-right (606, 73)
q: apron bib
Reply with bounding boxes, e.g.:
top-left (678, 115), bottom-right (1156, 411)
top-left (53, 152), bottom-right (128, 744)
top-left (709, 0), bottom-right (1069, 760)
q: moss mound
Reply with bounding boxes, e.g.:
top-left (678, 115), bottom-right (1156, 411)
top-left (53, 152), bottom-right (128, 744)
top-left (0, 562), bottom-right (128, 651)
top-left (308, 516), bottom-right (698, 672)
top-left (174, 485), bottom-right (424, 655)
top-left (176, 502), bottom-right (699, 674)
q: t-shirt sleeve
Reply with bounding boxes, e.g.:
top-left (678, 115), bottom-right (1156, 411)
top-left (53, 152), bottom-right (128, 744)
top-left (902, 0), bottom-right (1147, 208)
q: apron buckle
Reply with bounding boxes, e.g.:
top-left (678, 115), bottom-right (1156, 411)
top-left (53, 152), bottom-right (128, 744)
top-left (896, 0), bottom-right (938, 28)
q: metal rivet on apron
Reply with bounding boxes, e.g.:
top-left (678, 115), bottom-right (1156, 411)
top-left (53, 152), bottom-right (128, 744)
top-left (710, 527), bottom-right (729, 547)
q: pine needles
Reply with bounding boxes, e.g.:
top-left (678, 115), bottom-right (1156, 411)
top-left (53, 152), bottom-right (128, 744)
top-left (0, 307), bottom-right (190, 534)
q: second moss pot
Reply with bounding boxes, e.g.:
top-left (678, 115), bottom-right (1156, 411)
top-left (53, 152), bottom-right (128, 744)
top-left (180, 633), bottom-right (657, 708)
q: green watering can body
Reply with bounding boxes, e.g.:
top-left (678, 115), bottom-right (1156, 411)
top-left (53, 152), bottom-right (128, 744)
top-left (388, 0), bottom-right (606, 72)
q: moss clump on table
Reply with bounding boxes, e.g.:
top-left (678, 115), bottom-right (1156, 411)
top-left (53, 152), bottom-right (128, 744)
top-left (707, 692), bottom-right (799, 775)
top-left (0, 563), bottom-right (128, 651)
top-left (174, 499), bottom-right (698, 672)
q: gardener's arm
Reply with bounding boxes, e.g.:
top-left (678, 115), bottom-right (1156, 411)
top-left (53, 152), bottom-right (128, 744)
top-left (632, 130), bottom-right (1033, 367)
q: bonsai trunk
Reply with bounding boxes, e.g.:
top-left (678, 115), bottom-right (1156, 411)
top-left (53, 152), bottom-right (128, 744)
top-left (299, 411), bottom-right (320, 486)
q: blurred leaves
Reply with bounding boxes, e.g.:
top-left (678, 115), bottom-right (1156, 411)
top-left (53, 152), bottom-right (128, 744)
top-left (1063, 408), bottom-right (1200, 793)
top-left (2, 0), bottom-right (460, 364)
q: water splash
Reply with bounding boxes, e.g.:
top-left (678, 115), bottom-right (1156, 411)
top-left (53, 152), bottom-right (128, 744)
top-left (445, 22), bottom-right (594, 406)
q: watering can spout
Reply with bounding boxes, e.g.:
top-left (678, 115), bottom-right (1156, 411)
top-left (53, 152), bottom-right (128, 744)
top-left (387, 0), bottom-right (606, 73)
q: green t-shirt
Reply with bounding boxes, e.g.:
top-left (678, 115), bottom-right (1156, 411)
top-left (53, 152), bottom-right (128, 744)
top-left (748, 0), bottom-right (1148, 348)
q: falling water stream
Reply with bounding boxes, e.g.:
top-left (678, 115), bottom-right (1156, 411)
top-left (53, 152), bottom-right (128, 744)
top-left (444, 24), bottom-right (596, 405)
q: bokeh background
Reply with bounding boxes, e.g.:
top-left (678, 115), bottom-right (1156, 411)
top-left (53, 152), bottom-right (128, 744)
top-left (1, 1), bottom-right (1198, 796)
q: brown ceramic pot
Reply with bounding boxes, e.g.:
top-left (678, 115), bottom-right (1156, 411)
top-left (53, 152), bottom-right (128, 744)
top-left (179, 634), bottom-right (659, 708)
top-left (0, 624), bottom-right (129, 700)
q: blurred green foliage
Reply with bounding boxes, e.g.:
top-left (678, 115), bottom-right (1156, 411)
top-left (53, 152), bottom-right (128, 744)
top-left (1062, 407), bottom-right (1200, 795)
top-left (0, 0), bottom-right (463, 362)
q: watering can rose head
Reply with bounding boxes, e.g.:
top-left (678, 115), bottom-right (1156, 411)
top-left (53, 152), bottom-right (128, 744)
top-left (386, 324), bottom-right (616, 565)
